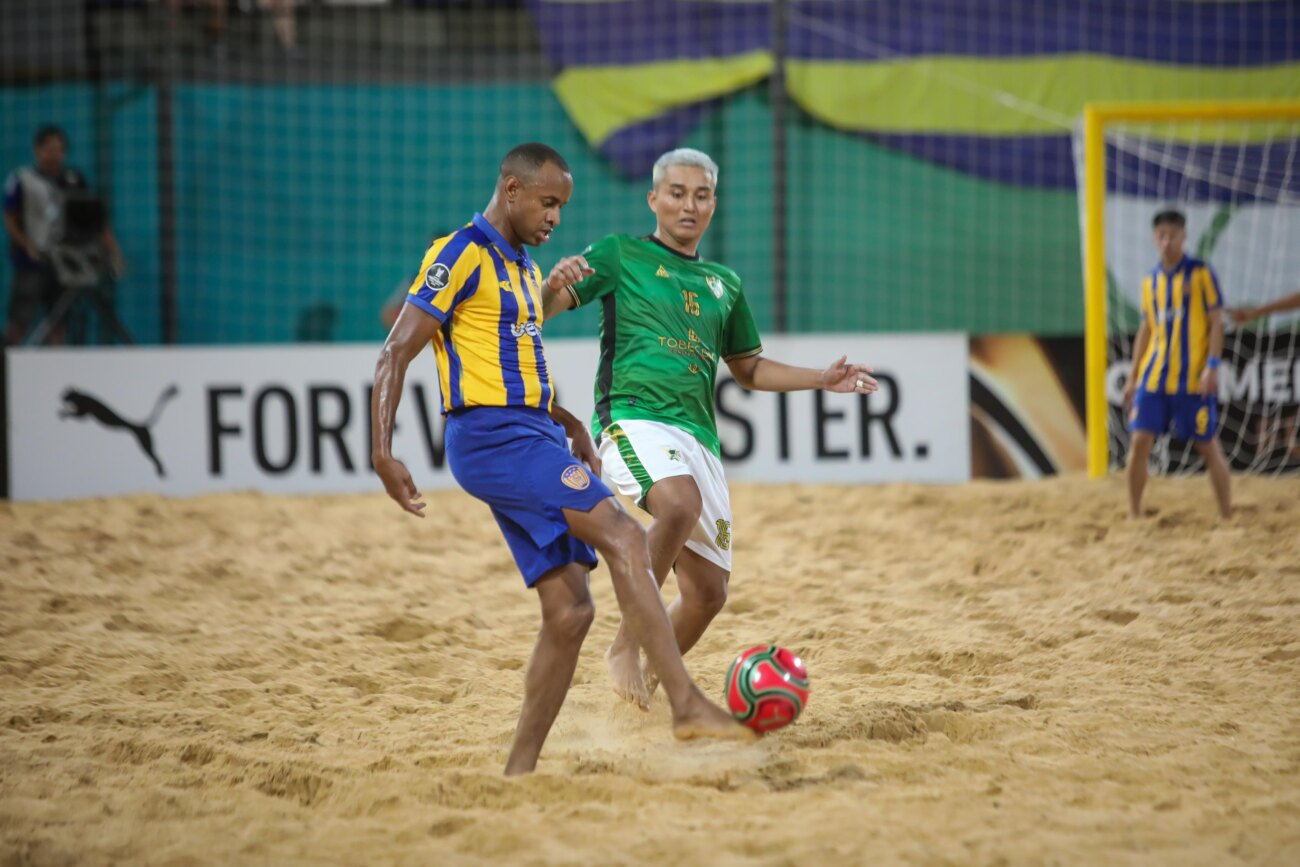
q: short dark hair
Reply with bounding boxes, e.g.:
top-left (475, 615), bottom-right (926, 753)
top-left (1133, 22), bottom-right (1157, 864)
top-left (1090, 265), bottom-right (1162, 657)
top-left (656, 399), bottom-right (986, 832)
top-left (500, 143), bottom-right (569, 181)
top-left (1152, 207), bottom-right (1186, 228)
top-left (34, 124), bottom-right (68, 149)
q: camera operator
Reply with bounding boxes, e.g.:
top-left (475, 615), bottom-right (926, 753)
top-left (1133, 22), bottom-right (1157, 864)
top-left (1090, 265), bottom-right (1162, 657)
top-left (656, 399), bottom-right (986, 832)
top-left (4, 125), bottom-right (124, 345)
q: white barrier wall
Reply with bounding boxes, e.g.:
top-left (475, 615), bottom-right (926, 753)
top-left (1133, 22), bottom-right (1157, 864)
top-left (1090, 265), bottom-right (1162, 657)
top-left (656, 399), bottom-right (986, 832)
top-left (5, 334), bottom-right (968, 501)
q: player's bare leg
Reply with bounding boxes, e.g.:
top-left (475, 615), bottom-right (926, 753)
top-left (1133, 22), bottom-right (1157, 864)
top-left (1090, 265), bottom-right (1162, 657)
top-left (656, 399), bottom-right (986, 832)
top-left (504, 562), bottom-right (595, 776)
top-left (605, 476), bottom-right (700, 709)
top-left (645, 547), bottom-right (729, 697)
top-left (1194, 439), bottom-right (1232, 520)
top-left (1127, 431), bottom-right (1156, 518)
top-left (565, 499), bottom-right (753, 742)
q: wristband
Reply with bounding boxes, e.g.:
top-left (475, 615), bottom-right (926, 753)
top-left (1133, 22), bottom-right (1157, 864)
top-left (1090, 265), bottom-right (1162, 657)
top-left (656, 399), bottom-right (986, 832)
top-left (1206, 358), bottom-right (1221, 370)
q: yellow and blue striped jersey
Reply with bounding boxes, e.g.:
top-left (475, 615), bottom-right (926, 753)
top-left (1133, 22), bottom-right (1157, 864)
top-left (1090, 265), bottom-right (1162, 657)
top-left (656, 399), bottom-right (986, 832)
top-left (1136, 256), bottom-right (1224, 395)
top-left (405, 213), bottom-right (554, 413)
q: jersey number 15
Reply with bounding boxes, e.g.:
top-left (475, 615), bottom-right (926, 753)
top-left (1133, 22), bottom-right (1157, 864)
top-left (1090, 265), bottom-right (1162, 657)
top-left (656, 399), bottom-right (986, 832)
top-left (682, 290), bottom-right (700, 317)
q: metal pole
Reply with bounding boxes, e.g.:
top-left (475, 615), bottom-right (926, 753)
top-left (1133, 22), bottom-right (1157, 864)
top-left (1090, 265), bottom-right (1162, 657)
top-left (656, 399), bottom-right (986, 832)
top-left (1082, 107), bottom-right (1108, 479)
top-left (157, 3), bottom-right (179, 344)
top-left (770, 0), bottom-right (789, 333)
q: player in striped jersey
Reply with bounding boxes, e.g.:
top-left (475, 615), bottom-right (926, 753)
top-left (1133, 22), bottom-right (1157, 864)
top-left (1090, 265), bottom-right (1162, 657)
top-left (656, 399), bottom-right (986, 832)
top-left (543, 148), bottom-right (877, 709)
top-left (371, 144), bottom-right (752, 775)
top-left (1123, 207), bottom-right (1232, 520)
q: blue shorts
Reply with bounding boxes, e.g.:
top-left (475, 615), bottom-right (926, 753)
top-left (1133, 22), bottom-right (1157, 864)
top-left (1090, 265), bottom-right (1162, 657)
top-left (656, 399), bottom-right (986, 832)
top-left (445, 406), bottom-right (611, 586)
top-left (1130, 391), bottom-right (1218, 442)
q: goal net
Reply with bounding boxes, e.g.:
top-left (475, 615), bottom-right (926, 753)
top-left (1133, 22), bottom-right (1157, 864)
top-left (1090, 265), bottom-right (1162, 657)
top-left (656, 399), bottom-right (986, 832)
top-left (1076, 103), bottom-right (1300, 477)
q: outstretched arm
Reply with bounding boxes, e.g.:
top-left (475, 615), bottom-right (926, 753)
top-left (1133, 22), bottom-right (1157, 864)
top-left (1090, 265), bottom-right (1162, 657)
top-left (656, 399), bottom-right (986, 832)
top-left (1228, 290), bottom-right (1300, 324)
top-left (726, 353), bottom-right (878, 395)
top-left (371, 303), bottom-right (440, 516)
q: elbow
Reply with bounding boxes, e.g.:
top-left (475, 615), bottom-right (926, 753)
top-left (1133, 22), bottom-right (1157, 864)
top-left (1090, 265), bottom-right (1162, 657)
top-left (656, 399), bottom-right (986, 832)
top-left (374, 342), bottom-right (402, 377)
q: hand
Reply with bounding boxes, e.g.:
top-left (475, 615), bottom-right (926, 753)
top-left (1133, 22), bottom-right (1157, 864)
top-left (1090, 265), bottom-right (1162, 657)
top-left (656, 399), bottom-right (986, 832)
top-left (568, 428), bottom-right (602, 478)
top-left (545, 255), bottom-right (594, 293)
top-left (1227, 307), bottom-right (1257, 325)
top-left (1199, 366), bottom-right (1219, 398)
top-left (1122, 380), bottom-right (1137, 413)
top-left (821, 355), bottom-right (878, 394)
top-left (374, 455), bottom-right (426, 517)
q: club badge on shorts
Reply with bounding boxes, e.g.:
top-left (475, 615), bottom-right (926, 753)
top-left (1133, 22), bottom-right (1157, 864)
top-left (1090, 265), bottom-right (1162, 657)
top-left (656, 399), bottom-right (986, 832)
top-left (561, 465), bottom-right (591, 490)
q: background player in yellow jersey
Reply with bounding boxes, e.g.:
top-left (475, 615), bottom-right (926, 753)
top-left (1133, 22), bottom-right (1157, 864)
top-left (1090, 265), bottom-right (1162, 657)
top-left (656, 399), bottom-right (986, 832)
top-left (1123, 207), bottom-right (1232, 521)
top-left (543, 148), bottom-right (877, 709)
top-left (370, 143), bottom-right (751, 775)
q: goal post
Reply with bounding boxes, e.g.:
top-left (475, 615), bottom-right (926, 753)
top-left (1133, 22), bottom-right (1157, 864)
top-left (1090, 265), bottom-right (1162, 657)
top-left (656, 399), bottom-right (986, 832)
top-left (1079, 100), bottom-right (1300, 479)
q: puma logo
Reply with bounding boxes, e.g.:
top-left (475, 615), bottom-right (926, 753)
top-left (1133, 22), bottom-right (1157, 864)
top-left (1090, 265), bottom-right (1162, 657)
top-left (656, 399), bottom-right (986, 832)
top-left (58, 385), bottom-right (179, 477)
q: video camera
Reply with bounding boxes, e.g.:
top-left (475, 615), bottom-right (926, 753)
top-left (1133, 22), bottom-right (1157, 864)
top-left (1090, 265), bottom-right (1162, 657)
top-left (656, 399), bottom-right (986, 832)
top-left (49, 174), bottom-right (111, 291)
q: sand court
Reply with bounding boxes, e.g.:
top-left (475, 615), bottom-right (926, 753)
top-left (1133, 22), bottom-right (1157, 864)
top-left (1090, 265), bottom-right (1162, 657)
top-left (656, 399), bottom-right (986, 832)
top-left (2, 476), bottom-right (1298, 865)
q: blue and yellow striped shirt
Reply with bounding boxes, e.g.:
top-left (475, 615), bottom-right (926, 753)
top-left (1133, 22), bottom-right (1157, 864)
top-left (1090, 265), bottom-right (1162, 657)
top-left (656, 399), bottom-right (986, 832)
top-left (406, 213), bottom-right (553, 414)
top-left (1136, 256), bottom-right (1224, 395)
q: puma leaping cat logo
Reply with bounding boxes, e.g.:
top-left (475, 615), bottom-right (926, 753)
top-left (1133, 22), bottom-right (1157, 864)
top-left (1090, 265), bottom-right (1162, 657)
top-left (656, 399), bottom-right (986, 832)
top-left (59, 385), bottom-right (179, 477)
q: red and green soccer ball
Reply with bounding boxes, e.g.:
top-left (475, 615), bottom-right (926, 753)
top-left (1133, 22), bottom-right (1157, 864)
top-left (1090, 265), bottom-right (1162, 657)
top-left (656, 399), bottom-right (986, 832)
top-left (724, 645), bottom-right (810, 734)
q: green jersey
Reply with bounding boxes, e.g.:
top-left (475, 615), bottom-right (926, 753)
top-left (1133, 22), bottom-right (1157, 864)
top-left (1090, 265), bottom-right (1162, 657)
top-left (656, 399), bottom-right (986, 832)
top-left (566, 234), bottom-right (763, 456)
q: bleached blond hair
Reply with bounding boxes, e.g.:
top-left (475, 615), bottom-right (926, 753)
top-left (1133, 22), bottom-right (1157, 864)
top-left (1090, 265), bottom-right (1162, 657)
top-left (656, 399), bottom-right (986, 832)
top-left (652, 148), bottom-right (719, 189)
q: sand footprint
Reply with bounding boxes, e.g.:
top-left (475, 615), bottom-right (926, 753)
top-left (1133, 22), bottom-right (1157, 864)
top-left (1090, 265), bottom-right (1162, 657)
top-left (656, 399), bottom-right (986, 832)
top-left (1094, 608), bottom-right (1139, 626)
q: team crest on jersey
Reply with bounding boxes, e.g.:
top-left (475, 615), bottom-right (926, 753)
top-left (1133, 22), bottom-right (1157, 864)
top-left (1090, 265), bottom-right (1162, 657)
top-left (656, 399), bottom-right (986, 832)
top-left (561, 465), bottom-right (591, 490)
top-left (425, 262), bottom-right (451, 290)
top-left (706, 275), bottom-right (725, 298)
top-left (663, 447), bottom-right (681, 462)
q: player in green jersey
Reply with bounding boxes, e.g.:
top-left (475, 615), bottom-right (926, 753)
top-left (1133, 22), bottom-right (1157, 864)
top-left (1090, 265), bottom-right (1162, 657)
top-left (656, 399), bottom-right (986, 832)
top-left (543, 148), bottom-right (878, 709)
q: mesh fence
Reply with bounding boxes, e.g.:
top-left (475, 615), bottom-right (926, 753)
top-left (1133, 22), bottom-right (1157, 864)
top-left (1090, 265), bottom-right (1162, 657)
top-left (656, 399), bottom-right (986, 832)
top-left (1, 1), bottom-right (1296, 346)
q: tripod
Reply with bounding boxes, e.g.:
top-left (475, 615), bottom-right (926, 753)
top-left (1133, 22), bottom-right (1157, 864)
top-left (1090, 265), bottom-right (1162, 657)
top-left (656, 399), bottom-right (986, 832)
top-left (25, 243), bottom-right (133, 346)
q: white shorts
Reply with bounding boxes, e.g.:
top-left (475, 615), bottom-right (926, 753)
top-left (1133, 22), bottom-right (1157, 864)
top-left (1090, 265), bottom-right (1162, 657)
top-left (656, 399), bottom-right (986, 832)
top-left (597, 418), bottom-right (733, 572)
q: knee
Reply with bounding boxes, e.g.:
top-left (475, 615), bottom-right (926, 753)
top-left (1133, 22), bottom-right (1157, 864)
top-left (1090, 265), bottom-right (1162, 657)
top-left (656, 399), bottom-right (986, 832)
top-left (1128, 435), bottom-right (1153, 465)
top-left (683, 574), bottom-right (728, 618)
top-left (649, 479), bottom-right (703, 529)
top-left (660, 502), bottom-right (701, 538)
top-left (547, 598), bottom-right (595, 642)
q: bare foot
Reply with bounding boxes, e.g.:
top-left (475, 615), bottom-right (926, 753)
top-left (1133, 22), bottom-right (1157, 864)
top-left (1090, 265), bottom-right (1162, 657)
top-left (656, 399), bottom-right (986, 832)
top-left (672, 693), bottom-right (757, 742)
top-left (503, 761), bottom-right (533, 777)
top-left (644, 664), bottom-right (660, 700)
top-left (605, 642), bottom-right (649, 711)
